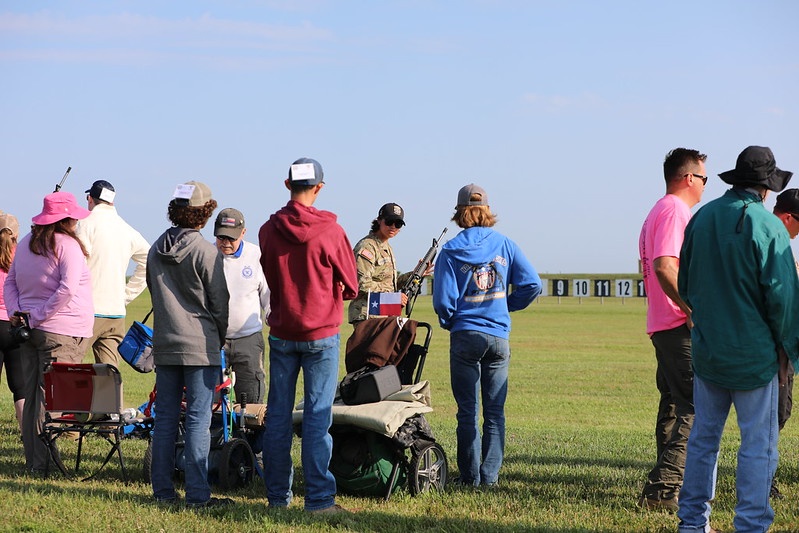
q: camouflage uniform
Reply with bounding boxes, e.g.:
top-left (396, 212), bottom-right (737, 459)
top-left (348, 233), bottom-right (410, 323)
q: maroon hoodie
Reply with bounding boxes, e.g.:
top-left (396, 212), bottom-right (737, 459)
top-left (258, 200), bottom-right (358, 341)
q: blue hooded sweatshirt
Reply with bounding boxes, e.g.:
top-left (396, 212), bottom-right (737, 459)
top-left (432, 226), bottom-right (541, 338)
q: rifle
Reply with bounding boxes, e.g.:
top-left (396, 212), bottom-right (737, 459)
top-left (401, 227), bottom-right (447, 317)
top-left (54, 166), bottom-right (72, 193)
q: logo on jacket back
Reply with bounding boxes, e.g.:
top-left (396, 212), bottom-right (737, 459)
top-left (473, 264), bottom-right (496, 290)
top-left (461, 256), bottom-right (506, 303)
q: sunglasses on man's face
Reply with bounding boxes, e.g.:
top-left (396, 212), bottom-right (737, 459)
top-left (383, 220), bottom-right (404, 229)
top-left (216, 235), bottom-right (237, 242)
top-left (685, 172), bottom-right (708, 185)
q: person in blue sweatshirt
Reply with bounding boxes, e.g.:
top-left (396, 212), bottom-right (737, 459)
top-left (433, 183), bottom-right (542, 488)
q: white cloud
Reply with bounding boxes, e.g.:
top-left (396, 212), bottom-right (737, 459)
top-left (0, 11), bottom-right (335, 68)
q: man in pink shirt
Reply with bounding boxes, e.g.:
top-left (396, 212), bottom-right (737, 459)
top-left (637, 148), bottom-right (707, 512)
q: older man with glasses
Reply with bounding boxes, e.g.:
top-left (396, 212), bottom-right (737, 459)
top-left (214, 207), bottom-right (270, 405)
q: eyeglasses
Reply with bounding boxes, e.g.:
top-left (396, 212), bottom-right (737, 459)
top-left (216, 235), bottom-right (237, 242)
top-left (790, 214), bottom-right (799, 223)
top-left (686, 173), bottom-right (708, 185)
top-left (383, 220), bottom-right (404, 229)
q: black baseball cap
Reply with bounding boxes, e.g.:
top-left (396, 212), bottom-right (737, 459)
top-left (85, 180), bottom-right (116, 202)
top-left (378, 203), bottom-right (405, 226)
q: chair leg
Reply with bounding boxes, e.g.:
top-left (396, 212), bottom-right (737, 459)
top-left (75, 432), bottom-right (85, 474)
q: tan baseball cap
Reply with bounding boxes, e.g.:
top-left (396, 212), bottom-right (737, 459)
top-left (0, 213), bottom-right (20, 237)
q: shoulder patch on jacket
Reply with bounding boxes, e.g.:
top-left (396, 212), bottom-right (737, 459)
top-left (358, 248), bottom-right (375, 261)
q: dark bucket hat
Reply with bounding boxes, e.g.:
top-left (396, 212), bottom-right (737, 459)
top-left (719, 146), bottom-right (793, 192)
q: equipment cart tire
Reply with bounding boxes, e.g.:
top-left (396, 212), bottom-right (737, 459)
top-left (408, 441), bottom-right (448, 495)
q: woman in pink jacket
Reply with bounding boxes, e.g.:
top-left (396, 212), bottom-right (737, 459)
top-left (4, 191), bottom-right (93, 475)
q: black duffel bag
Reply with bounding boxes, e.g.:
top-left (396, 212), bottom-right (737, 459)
top-left (339, 364), bottom-right (402, 405)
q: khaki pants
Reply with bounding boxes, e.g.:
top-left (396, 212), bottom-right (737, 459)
top-left (20, 330), bottom-right (86, 473)
top-left (88, 317), bottom-right (125, 365)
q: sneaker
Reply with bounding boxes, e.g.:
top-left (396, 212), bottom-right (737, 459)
top-left (637, 494), bottom-right (679, 513)
top-left (186, 497), bottom-right (234, 509)
top-left (770, 479), bottom-right (785, 500)
top-left (307, 504), bottom-right (351, 515)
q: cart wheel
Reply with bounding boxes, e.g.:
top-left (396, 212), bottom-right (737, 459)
top-left (408, 442), bottom-right (448, 495)
top-left (217, 437), bottom-right (255, 490)
top-left (143, 440), bottom-right (153, 483)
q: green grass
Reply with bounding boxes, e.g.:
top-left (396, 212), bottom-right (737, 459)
top-left (2, 295), bottom-right (799, 532)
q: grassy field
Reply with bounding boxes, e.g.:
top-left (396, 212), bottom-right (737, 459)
top-left (2, 295), bottom-right (799, 532)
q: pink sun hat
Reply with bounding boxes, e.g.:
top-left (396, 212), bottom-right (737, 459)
top-left (31, 191), bottom-right (92, 226)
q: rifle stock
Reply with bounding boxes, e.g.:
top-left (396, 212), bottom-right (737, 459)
top-left (401, 227), bottom-right (447, 317)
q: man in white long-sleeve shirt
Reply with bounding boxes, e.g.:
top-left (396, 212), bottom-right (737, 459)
top-left (214, 208), bottom-right (270, 404)
top-left (77, 180), bottom-right (149, 365)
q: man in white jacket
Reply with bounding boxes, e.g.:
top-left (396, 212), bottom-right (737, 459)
top-left (214, 207), bottom-right (270, 404)
top-left (77, 180), bottom-right (150, 365)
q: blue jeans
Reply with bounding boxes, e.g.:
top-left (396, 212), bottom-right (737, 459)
top-left (262, 334), bottom-right (339, 511)
top-left (678, 374), bottom-right (779, 533)
top-left (450, 330), bottom-right (510, 486)
top-left (151, 365), bottom-right (218, 505)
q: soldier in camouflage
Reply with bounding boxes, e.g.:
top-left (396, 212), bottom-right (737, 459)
top-left (348, 203), bottom-right (412, 324)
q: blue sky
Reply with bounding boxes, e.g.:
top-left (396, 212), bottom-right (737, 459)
top-left (1, 1), bottom-right (797, 274)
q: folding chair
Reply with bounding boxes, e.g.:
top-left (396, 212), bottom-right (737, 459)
top-left (40, 362), bottom-right (128, 481)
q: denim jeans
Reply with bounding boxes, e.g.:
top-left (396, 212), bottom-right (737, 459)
top-left (151, 365), bottom-right (217, 505)
top-left (678, 374), bottom-right (779, 533)
top-left (262, 334), bottom-right (339, 511)
top-left (644, 325), bottom-right (694, 499)
top-left (449, 329), bottom-right (510, 486)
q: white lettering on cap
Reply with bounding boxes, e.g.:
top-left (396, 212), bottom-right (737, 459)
top-left (173, 184), bottom-right (195, 200)
top-left (290, 163), bottom-right (316, 182)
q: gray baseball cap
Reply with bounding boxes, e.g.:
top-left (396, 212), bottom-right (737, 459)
top-left (214, 208), bottom-right (245, 239)
top-left (457, 184), bottom-right (489, 206)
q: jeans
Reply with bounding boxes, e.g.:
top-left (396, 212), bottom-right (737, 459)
top-left (449, 329), bottom-right (510, 486)
top-left (262, 334), bottom-right (339, 511)
top-left (678, 374), bottom-right (779, 533)
top-left (151, 365), bottom-right (217, 505)
top-left (643, 325), bottom-right (694, 499)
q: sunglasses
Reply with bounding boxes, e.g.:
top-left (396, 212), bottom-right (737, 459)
top-left (216, 235), bottom-right (237, 242)
top-left (383, 219), bottom-right (404, 229)
top-left (686, 173), bottom-right (708, 185)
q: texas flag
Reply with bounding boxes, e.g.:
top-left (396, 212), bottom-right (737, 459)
top-left (367, 291), bottom-right (403, 317)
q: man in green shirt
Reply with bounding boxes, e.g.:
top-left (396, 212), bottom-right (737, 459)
top-left (677, 146), bottom-right (799, 533)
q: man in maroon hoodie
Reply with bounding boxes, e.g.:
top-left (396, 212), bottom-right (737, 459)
top-left (258, 157), bottom-right (358, 514)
